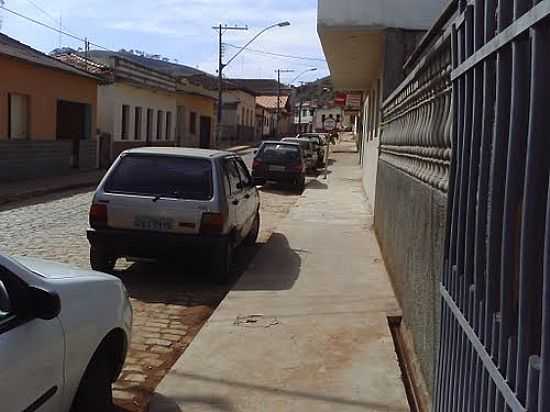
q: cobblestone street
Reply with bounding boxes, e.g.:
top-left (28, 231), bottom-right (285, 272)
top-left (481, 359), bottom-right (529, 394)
top-left (0, 184), bottom-right (301, 412)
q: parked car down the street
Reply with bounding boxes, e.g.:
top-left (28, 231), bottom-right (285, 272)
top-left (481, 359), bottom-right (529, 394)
top-left (252, 141), bottom-right (307, 193)
top-left (281, 137), bottom-right (317, 170)
top-left (297, 133), bottom-right (328, 167)
top-left (87, 147), bottom-right (261, 283)
top-left (0, 251), bottom-right (132, 412)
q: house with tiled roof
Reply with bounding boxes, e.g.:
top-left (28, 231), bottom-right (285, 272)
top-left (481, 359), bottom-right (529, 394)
top-left (0, 33), bottom-right (100, 182)
top-left (86, 50), bottom-right (219, 150)
top-left (52, 50), bottom-right (179, 163)
top-left (54, 49), bottom-right (222, 158)
top-left (256, 95), bottom-right (293, 138)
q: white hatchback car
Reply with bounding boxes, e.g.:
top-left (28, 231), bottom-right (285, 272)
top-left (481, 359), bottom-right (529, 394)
top-left (0, 252), bottom-right (132, 412)
top-left (281, 137), bottom-right (318, 170)
top-left (87, 147), bottom-right (261, 282)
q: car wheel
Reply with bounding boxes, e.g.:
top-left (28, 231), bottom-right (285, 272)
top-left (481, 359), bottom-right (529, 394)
top-left (71, 352), bottom-right (114, 412)
top-left (244, 213), bottom-right (260, 246)
top-left (210, 240), bottom-right (233, 284)
top-left (296, 178), bottom-right (305, 194)
top-left (90, 246), bottom-right (116, 273)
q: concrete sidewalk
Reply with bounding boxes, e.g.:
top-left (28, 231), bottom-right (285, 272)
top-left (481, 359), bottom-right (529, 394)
top-left (150, 142), bottom-right (408, 411)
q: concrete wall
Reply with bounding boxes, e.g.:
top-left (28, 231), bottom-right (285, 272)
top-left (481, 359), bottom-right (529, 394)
top-left (362, 139), bottom-right (379, 212)
top-left (0, 55), bottom-right (97, 141)
top-left (318, 0), bottom-right (448, 31)
top-left (374, 160), bottom-right (446, 394)
top-left (0, 140), bottom-right (97, 181)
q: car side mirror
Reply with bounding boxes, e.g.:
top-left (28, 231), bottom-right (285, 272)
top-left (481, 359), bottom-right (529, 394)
top-left (253, 177), bottom-right (266, 186)
top-left (29, 287), bottom-right (61, 320)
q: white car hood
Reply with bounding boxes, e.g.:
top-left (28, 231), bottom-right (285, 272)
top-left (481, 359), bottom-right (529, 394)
top-left (13, 256), bottom-right (114, 280)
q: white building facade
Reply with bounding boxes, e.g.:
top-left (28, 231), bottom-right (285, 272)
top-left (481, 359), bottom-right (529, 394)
top-left (94, 56), bottom-right (178, 161)
top-left (294, 102), bottom-right (315, 134)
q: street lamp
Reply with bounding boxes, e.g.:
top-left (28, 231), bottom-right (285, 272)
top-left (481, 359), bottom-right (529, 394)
top-left (291, 67), bottom-right (317, 85)
top-left (214, 21), bottom-right (291, 146)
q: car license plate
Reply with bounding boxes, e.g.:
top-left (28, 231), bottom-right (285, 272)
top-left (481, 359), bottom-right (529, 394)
top-left (269, 165), bottom-right (286, 172)
top-left (134, 216), bottom-right (174, 231)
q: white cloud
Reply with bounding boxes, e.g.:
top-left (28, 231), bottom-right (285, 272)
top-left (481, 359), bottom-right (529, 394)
top-left (1, 0), bottom-right (328, 80)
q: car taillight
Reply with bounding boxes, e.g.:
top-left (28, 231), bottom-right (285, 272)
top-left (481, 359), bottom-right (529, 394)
top-left (253, 159), bottom-right (263, 169)
top-left (89, 203), bottom-right (108, 228)
top-left (287, 164), bottom-right (304, 172)
top-left (200, 213), bottom-right (224, 234)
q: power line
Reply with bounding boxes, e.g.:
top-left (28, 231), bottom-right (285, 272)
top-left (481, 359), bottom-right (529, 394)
top-left (224, 42), bottom-right (326, 62)
top-left (0, 4), bottom-right (112, 51)
top-left (21, 0), bottom-right (58, 25)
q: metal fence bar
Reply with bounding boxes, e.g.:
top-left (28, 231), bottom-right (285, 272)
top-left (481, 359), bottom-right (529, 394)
top-left (455, 5), bottom-right (471, 314)
top-left (500, 30), bottom-right (531, 405)
top-left (473, 0), bottom-right (497, 348)
top-left (449, 24), bottom-right (460, 299)
top-left (441, 286), bottom-right (526, 411)
top-left (472, 301), bottom-right (484, 411)
top-left (462, 286), bottom-right (476, 410)
top-left (484, 34), bottom-right (512, 361)
top-left (540, 176), bottom-right (550, 411)
top-left (451, 0), bottom-right (550, 80)
top-left (384, 1), bottom-right (550, 409)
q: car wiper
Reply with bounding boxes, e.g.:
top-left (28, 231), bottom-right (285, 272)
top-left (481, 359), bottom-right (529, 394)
top-left (152, 191), bottom-right (183, 202)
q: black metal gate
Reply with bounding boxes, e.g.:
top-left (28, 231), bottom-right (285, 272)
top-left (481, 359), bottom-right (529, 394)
top-left (436, 0), bottom-right (550, 411)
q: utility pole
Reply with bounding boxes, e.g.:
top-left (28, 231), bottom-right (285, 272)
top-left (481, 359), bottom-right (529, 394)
top-left (275, 69), bottom-right (294, 138)
top-left (296, 80), bottom-right (309, 134)
top-left (298, 100), bottom-right (303, 133)
top-left (84, 38), bottom-right (89, 72)
top-left (213, 24), bottom-right (248, 147)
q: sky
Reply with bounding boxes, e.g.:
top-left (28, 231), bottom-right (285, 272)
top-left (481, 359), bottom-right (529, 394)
top-left (0, 0), bottom-right (329, 84)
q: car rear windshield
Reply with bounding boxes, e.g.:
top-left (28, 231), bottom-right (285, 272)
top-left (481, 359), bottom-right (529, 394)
top-left (284, 139), bottom-right (309, 150)
top-left (260, 144), bottom-right (301, 163)
top-left (104, 155), bottom-right (213, 201)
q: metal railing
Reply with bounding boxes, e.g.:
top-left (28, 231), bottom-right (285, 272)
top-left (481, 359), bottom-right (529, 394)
top-left (436, 0), bottom-right (550, 411)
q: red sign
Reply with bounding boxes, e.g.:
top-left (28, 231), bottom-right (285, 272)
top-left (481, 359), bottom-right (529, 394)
top-left (345, 94), bottom-right (362, 110)
top-left (335, 93), bottom-right (346, 107)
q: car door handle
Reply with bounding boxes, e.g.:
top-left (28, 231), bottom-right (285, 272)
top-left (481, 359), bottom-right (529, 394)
top-left (244, 194), bottom-right (251, 199)
top-left (232, 199), bottom-right (240, 205)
